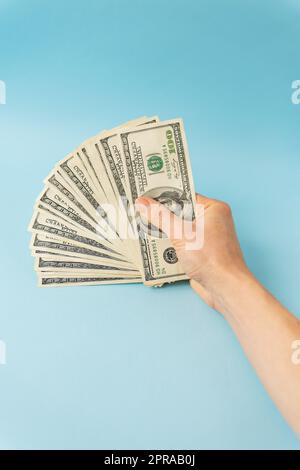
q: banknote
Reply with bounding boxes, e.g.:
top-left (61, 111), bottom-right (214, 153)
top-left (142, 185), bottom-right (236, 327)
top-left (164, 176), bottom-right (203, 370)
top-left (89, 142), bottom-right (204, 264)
top-left (97, 117), bottom-right (158, 202)
top-left (46, 173), bottom-right (98, 224)
top-left (30, 234), bottom-right (135, 267)
top-left (29, 116), bottom-right (196, 287)
top-left (28, 209), bottom-right (124, 256)
top-left (119, 119), bottom-right (196, 285)
top-left (35, 256), bottom-right (139, 275)
top-left (38, 275), bottom-right (142, 287)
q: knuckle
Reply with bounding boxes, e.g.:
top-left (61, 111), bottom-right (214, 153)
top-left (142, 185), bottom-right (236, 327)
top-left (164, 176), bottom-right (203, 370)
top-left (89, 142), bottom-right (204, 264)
top-left (218, 201), bottom-right (232, 215)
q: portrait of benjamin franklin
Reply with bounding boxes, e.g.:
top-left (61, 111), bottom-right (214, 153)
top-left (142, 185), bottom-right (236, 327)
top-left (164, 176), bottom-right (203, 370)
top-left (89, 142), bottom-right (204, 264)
top-left (137, 187), bottom-right (194, 238)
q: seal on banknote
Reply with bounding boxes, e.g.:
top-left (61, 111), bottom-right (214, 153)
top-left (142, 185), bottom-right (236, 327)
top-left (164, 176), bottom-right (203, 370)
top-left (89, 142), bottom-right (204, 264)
top-left (163, 247), bottom-right (178, 264)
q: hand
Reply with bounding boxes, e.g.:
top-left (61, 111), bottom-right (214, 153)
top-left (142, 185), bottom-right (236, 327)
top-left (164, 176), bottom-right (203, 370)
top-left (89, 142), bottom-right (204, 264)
top-left (135, 194), bottom-right (250, 314)
top-left (136, 194), bottom-right (300, 437)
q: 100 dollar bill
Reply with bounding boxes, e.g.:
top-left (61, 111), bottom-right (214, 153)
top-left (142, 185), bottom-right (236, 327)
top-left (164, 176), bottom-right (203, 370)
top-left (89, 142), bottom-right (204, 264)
top-left (120, 119), bottom-right (196, 285)
top-left (38, 275), bottom-right (142, 287)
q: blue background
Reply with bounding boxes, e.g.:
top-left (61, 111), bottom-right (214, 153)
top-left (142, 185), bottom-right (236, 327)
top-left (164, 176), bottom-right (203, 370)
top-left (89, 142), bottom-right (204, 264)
top-left (0, 0), bottom-right (299, 450)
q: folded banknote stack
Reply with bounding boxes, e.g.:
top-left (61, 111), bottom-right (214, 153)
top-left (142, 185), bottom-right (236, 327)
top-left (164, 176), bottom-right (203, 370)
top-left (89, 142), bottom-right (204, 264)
top-left (28, 116), bottom-right (196, 287)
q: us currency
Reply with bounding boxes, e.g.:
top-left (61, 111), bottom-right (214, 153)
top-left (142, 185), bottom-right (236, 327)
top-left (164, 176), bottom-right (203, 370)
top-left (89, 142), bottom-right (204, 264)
top-left (79, 140), bottom-right (116, 206)
top-left (53, 151), bottom-right (115, 231)
top-left (75, 137), bottom-right (128, 246)
top-left (78, 117), bottom-right (150, 207)
top-left (80, 137), bottom-right (141, 268)
top-left (35, 255), bottom-right (139, 276)
top-left (35, 185), bottom-right (125, 255)
top-left (98, 116), bottom-right (159, 204)
top-left (30, 232), bottom-right (120, 261)
top-left (42, 170), bottom-right (129, 254)
top-left (46, 173), bottom-right (98, 225)
top-left (38, 275), bottom-right (142, 288)
top-left (36, 187), bottom-right (99, 235)
top-left (29, 116), bottom-right (196, 288)
top-left (51, 150), bottom-right (141, 264)
top-left (28, 209), bottom-right (126, 258)
top-left (119, 119), bottom-right (196, 286)
top-left (30, 234), bottom-right (135, 267)
top-left (74, 118), bottom-right (158, 267)
top-left (44, 168), bottom-right (106, 237)
top-left (88, 117), bottom-right (160, 269)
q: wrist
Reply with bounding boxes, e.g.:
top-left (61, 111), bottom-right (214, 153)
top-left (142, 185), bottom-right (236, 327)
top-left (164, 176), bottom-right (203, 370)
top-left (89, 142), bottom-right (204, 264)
top-left (211, 266), bottom-right (260, 319)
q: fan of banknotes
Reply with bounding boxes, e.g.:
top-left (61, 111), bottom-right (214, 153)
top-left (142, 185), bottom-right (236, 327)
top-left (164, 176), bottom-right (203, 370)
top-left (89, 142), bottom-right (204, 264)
top-left (28, 116), bottom-right (196, 287)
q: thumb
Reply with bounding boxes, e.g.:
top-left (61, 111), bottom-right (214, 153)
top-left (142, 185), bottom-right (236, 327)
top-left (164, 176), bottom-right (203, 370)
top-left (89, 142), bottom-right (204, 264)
top-left (135, 196), bottom-right (183, 240)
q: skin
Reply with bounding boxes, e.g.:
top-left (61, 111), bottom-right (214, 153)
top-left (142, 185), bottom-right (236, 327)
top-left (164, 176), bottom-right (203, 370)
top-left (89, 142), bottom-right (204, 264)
top-left (135, 193), bottom-right (300, 438)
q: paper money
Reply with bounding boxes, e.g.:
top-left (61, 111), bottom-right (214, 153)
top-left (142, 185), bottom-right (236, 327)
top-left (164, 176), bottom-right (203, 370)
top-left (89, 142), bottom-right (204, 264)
top-left (38, 275), bottom-right (142, 287)
top-left (28, 117), bottom-right (196, 287)
top-left (119, 119), bottom-right (196, 285)
top-left (35, 255), bottom-right (139, 274)
top-left (30, 233), bottom-right (129, 264)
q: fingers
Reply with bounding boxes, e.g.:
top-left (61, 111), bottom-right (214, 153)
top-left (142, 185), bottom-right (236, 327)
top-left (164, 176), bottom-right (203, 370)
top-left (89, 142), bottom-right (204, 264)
top-left (135, 196), bottom-right (182, 240)
top-left (135, 194), bottom-right (209, 241)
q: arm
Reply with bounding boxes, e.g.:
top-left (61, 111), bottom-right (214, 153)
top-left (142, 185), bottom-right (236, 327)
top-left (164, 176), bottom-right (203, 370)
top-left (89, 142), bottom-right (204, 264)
top-left (135, 194), bottom-right (300, 437)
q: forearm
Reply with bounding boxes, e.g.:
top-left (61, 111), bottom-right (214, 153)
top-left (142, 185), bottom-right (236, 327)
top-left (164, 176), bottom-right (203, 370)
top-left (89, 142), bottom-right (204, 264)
top-left (219, 269), bottom-right (300, 436)
top-left (141, 193), bottom-right (300, 435)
